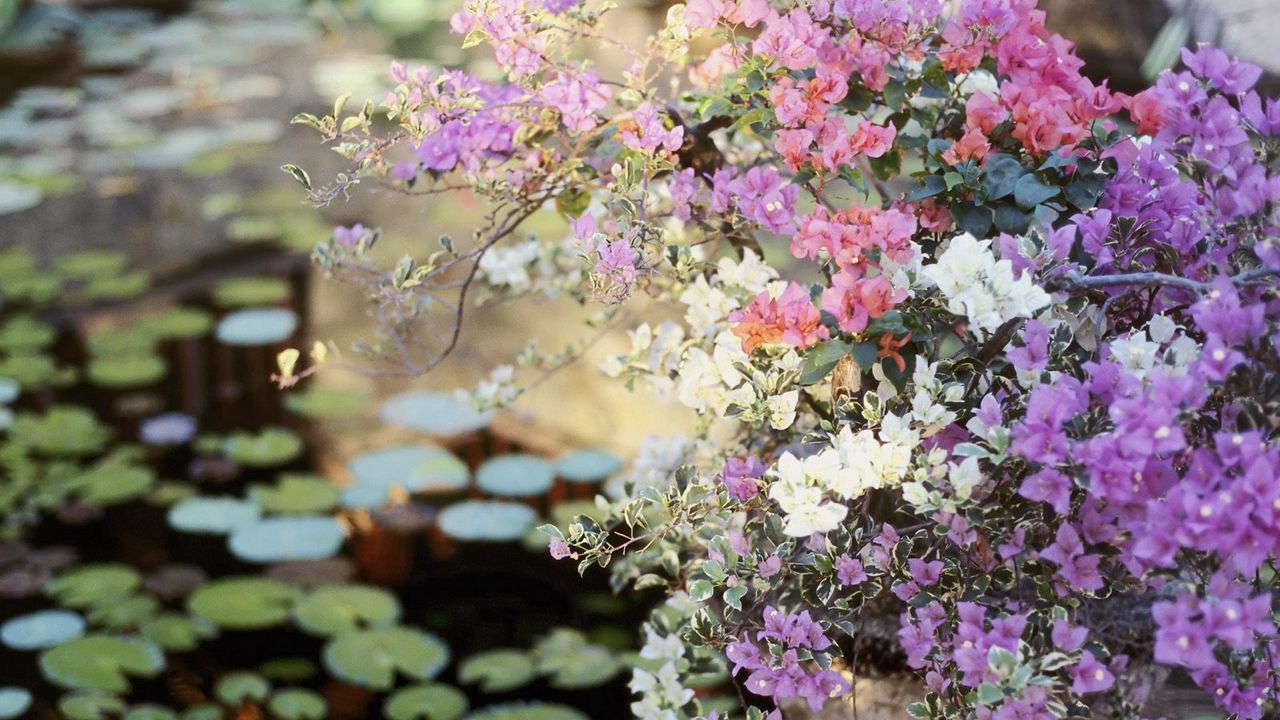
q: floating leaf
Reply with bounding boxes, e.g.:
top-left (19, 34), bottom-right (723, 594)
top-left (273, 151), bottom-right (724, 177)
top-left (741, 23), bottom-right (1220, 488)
top-left (383, 684), bottom-right (468, 720)
top-left (10, 406), bottom-right (109, 457)
top-left (532, 631), bottom-right (620, 689)
top-left (1, 609), bottom-right (86, 650)
top-left (39, 635), bottom-right (164, 692)
top-left (268, 688), bottom-right (326, 720)
top-left (284, 385), bottom-right (369, 420)
top-left (0, 688), bottom-right (30, 720)
top-left (71, 462), bottom-right (156, 506)
top-left (554, 449), bottom-right (623, 484)
top-left (437, 501), bottom-right (535, 542)
top-left (212, 277), bottom-right (291, 308)
top-left (179, 705), bottom-right (221, 720)
top-left (137, 308), bottom-right (213, 341)
top-left (461, 703), bottom-right (588, 720)
top-left (0, 352), bottom-right (75, 390)
top-left (458, 650), bottom-right (536, 693)
top-left (251, 474), bottom-right (339, 515)
top-left (47, 564), bottom-right (141, 608)
top-left (322, 627), bottom-right (450, 690)
top-left (85, 271), bottom-right (151, 301)
top-left (258, 658), bottom-right (317, 683)
top-left (215, 308), bottom-right (298, 347)
top-left (87, 595), bottom-right (160, 630)
top-left (167, 497), bottom-right (261, 535)
top-left (344, 446), bottom-right (469, 507)
top-left (123, 705), bottom-right (177, 720)
top-left (0, 179), bottom-right (42, 215)
top-left (0, 315), bottom-right (56, 353)
top-left (215, 671), bottom-right (270, 705)
top-left (56, 250), bottom-right (127, 280)
top-left (188, 577), bottom-right (302, 630)
top-left (138, 614), bottom-right (217, 652)
top-left (293, 584), bottom-right (400, 636)
top-left (476, 455), bottom-right (553, 498)
top-left (229, 516), bottom-right (345, 564)
top-left (57, 692), bottom-right (123, 720)
top-left (0, 377), bottom-right (19, 404)
top-left (222, 427), bottom-right (304, 468)
top-left (378, 390), bottom-right (492, 437)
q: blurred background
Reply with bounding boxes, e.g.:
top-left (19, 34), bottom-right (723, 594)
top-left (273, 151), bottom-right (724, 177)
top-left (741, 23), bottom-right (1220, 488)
top-left (0, 2), bottom-right (1277, 718)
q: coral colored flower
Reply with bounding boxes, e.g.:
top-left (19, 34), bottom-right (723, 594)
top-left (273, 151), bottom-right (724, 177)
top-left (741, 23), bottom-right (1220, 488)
top-left (941, 127), bottom-right (991, 165)
top-left (821, 270), bottom-right (905, 334)
top-left (729, 282), bottom-right (828, 353)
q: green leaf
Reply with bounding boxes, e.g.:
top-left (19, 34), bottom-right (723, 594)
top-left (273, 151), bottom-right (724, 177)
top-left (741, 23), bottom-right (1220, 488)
top-left (188, 577), bottom-right (302, 630)
top-left (1013, 173), bottom-right (1059, 209)
top-left (687, 579), bottom-right (714, 603)
top-left (268, 689), bottom-right (326, 720)
top-left (724, 585), bottom-right (748, 612)
top-left (458, 649), bottom-right (537, 693)
top-left (952, 203), bottom-right (993, 238)
top-left (1064, 175), bottom-right (1105, 210)
top-left (58, 692), bottom-right (124, 720)
top-left (215, 672), bottom-right (271, 705)
top-left (279, 164), bottom-right (311, 191)
top-left (322, 627), bottom-right (450, 690)
top-left (138, 614), bottom-right (217, 652)
top-left (293, 584), bottom-right (401, 637)
top-left (39, 635), bottom-right (164, 693)
top-left (993, 203), bottom-right (1035, 234)
top-left (46, 564), bottom-right (140, 609)
top-left (981, 154), bottom-right (1025, 200)
top-left (799, 339), bottom-right (852, 385)
top-left (904, 174), bottom-right (946, 202)
top-left (383, 683), bottom-right (468, 720)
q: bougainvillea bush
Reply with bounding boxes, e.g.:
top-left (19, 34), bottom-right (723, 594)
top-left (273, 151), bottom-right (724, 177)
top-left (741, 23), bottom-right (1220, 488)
top-left (294, 0), bottom-right (1280, 717)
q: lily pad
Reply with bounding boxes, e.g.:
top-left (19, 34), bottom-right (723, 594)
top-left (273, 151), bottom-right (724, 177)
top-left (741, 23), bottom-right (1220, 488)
top-left (0, 315), bottom-right (56, 353)
top-left (476, 455), bottom-right (554, 498)
top-left (123, 705), bottom-right (178, 720)
top-left (322, 627), bottom-right (450, 690)
top-left (137, 308), bottom-right (213, 340)
top-left (344, 445), bottom-right (469, 507)
top-left (86, 325), bottom-right (158, 356)
top-left (215, 308), bottom-right (298, 347)
top-left (554, 449), bottom-right (623, 484)
top-left (251, 474), bottom-right (339, 515)
top-left (0, 179), bottom-right (42, 215)
top-left (228, 516), bottom-right (345, 564)
top-left (57, 692), bottom-right (123, 720)
top-left (85, 271), bottom-right (151, 301)
top-left (1, 609), bottom-right (85, 650)
top-left (0, 688), bottom-right (30, 720)
top-left (379, 390), bottom-right (492, 437)
top-left (283, 384), bottom-right (369, 420)
top-left (533, 629), bottom-right (621, 689)
top-left (267, 688), bottom-right (326, 720)
top-left (212, 277), bottom-right (291, 308)
top-left (458, 649), bottom-right (536, 693)
top-left (10, 406), bottom-right (109, 456)
top-left (188, 577), bottom-right (302, 630)
top-left (56, 250), bottom-right (128, 280)
top-left (258, 658), bottom-right (318, 683)
top-left (215, 671), bottom-right (270, 705)
top-left (46, 563), bottom-right (141, 608)
top-left (87, 354), bottom-right (168, 389)
top-left (0, 377), bottom-right (19, 404)
top-left (139, 413), bottom-right (198, 447)
top-left (293, 584), bottom-right (401, 636)
top-left (437, 501), bottom-right (535, 543)
top-left (222, 427), bottom-right (304, 468)
top-left (462, 703), bottom-right (589, 720)
top-left (383, 683), bottom-right (469, 720)
top-left (87, 595), bottom-right (160, 630)
top-left (138, 614), bottom-right (217, 652)
top-left (39, 635), bottom-right (165, 692)
top-left (71, 462), bottom-right (156, 506)
top-left (167, 497), bottom-right (261, 535)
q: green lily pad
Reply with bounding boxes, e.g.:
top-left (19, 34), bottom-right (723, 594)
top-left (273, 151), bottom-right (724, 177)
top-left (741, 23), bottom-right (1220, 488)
top-left (344, 445), bottom-right (469, 508)
top-left (71, 462), bottom-right (156, 506)
top-left (215, 308), bottom-right (298, 347)
top-left (0, 315), bottom-right (56, 353)
top-left (258, 658), bottom-right (317, 683)
top-left (56, 250), bottom-right (128, 280)
top-left (215, 671), bottom-right (270, 705)
top-left (437, 501), bottom-right (535, 543)
top-left (87, 595), bottom-right (160, 630)
top-left (268, 688), bottom-right (326, 720)
top-left (188, 577), bottom-right (302, 630)
top-left (46, 564), bottom-right (141, 608)
top-left (251, 474), bottom-right (339, 515)
top-left (86, 325), bottom-right (158, 356)
top-left (383, 683), bottom-right (469, 720)
top-left (147, 481), bottom-right (197, 507)
top-left (322, 627), bottom-right (450, 690)
top-left (87, 354), bottom-right (168, 389)
top-left (554, 449), bottom-right (623, 484)
top-left (212, 277), bottom-right (291, 308)
top-left (0, 352), bottom-right (76, 389)
top-left (85, 271), bottom-right (151, 301)
top-left (293, 584), bottom-right (401, 636)
top-left (476, 454), bottom-right (554, 498)
top-left (1, 609), bottom-right (85, 650)
top-left (137, 308), bottom-right (213, 340)
top-left (222, 427), bottom-right (304, 468)
top-left (228, 516), bottom-right (345, 564)
top-left (179, 705), bottom-right (221, 720)
top-left (458, 649), bottom-right (536, 693)
top-left (138, 614), bottom-right (217, 652)
top-left (379, 391), bottom-right (492, 437)
top-left (533, 629), bottom-right (621, 689)
top-left (167, 497), bottom-right (261, 535)
top-left (4, 274), bottom-right (62, 305)
top-left (283, 384), bottom-right (369, 420)
top-left (123, 705), bottom-right (177, 720)
top-left (462, 703), bottom-right (588, 720)
top-left (57, 692), bottom-right (124, 720)
top-left (39, 635), bottom-right (165, 692)
top-left (10, 406), bottom-right (109, 456)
